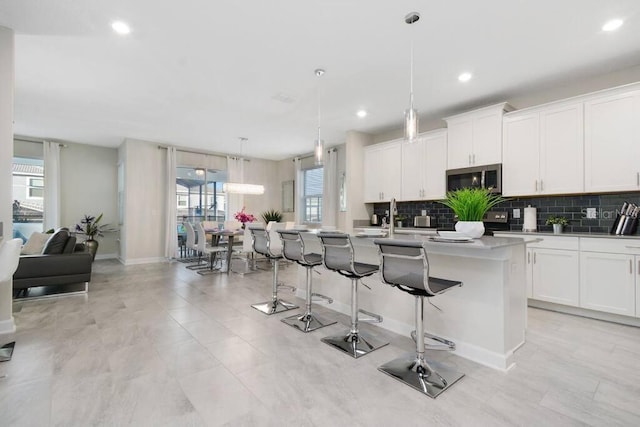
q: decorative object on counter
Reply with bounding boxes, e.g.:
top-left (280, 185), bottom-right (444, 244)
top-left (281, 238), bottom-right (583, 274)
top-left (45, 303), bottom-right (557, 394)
top-left (546, 215), bottom-right (569, 234)
top-left (261, 209), bottom-right (283, 224)
top-left (395, 214), bottom-right (406, 228)
top-left (234, 207), bottom-right (256, 228)
top-left (439, 188), bottom-right (505, 238)
top-left (75, 213), bottom-right (113, 260)
top-left (610, 202), bottom-right (639, 235)
top-left (523, 205), bottom-right (537, 232)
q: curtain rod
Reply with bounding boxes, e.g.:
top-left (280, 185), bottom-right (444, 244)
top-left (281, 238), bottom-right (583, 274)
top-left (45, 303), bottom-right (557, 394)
top-left (293, 147), bottom-right (337, 161)
top-left (14, 137), bottom-right (68, 148)
top-left (157, 145), bottom-right (250, 161)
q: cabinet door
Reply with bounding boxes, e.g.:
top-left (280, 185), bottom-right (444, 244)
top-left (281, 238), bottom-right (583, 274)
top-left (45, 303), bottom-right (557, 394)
top-left (447, 119), bottom-right (473, 169)
top-left (637, 256), bottom-right (640, 319)
top-left (363, 146), bottom-right (382, 202)
top-left (532, 248), bottom-right (579, 307)
top-left (423, 132), bottom-right (447, 200)
top-left (401, 138), bottom-right (426, 201)
top-left (585, 90), bottom-right (640, 192)
top-left (580, 252), bottom-right (635, 316)
top-left (472, 110), bottom-right (503, 166)
top-left (380, 142), bottom-right (402, 202)
top-left (526, 248), bottom-right (533, 298)
top-left (539, 103), bottom-right (584, 195)
top-left (502, 113), bottom-right (539, 196)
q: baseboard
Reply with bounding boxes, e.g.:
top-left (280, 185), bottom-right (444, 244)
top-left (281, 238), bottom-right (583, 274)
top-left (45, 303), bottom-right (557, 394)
top-left (95, 253), bottom-right (118, 260)
top-left (528, 299), bottom-right (640, 327)
top-left (119, 257), bottom-right (168, 266)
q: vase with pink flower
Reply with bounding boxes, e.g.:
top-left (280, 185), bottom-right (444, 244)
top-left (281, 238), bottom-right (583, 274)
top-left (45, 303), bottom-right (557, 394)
top-left (234, 207), bottom-right (256, 229)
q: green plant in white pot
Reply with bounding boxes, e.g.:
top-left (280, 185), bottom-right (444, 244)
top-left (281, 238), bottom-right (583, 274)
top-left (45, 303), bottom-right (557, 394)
top-left (546, 215), bottom-right (568, 234)
top-left (440, 188), bottom-right (506, 238)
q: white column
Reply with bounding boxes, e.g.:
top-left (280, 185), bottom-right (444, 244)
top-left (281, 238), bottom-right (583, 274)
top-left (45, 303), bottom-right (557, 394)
top-left (0, 26), bottom-right (16, 336)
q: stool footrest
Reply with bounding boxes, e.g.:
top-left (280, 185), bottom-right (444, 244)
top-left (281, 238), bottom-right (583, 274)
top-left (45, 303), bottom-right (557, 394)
top-left (358, 309), bottom-right (383, 323)
top-left (311, 293), bottom-right (333, 304)
top-left (277, 283), bottom-right (296, 292)
top-left (411, 331), bottom-right (456, 351)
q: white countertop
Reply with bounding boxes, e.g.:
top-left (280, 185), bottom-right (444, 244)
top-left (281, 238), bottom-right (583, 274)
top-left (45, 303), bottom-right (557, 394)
top-left (494, 230), bottom-right (640, 240)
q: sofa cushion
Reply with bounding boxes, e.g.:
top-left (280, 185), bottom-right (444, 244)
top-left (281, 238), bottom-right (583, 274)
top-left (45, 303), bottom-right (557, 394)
top-left (42, 229), bottom-right (70, 254)
top-left (21, 232), bottom-right (51, 255)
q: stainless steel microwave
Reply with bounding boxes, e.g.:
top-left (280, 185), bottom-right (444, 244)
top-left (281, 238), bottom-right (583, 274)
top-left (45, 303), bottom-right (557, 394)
top-left (446, 163), bottom-right (502, 194)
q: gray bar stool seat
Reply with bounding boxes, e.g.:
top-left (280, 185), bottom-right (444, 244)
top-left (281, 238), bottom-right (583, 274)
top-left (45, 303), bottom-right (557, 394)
top-left (373, 238), bottom-right (464, 398)
top-left (278, 230), bottom-right (336, 333)
top-left (249, 226), bottom-right (298, 314)
top-left (318, 233), bottom-right (388, 358)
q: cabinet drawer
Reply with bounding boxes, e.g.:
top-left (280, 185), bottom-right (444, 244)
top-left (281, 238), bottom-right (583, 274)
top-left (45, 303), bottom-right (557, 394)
top-left (580, 238), bottom-right (640, 255)
top-left (527, 236), bottom-right (579, 250)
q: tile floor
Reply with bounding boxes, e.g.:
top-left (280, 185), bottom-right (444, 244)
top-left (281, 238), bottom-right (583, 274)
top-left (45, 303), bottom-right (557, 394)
top-left (1, 259), bottom-right (640, 426)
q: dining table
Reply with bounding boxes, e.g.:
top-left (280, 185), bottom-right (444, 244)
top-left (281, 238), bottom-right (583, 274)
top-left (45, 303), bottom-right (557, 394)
top-left (203, 228), bottom-right (244, 274)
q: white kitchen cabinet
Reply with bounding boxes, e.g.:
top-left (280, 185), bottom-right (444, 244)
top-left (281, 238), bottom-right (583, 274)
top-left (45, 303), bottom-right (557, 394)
top-left (445, 103), bottom-right (512, 169)
top-left (400, 130), bottom-right (447, 201)
top-left (580, 251), bottom-right (635, 316)
top-left (637, 256), bottom-right (640, 319)
top-left (584, 89), bottom-right (640, 192)
top-left (364, 140), bottom-right (402, 203)
top-left (502, 102), bottom-right (583, 197)
top-left (531, 248), bottom-right (580, 307)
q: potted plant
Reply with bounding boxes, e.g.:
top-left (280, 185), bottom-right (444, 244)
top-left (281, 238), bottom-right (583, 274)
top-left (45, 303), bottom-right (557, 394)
top-left (439, 188), bottom-right (506, 238)
top-left (261, 209), bottom-right (283, 224)
top-left (395, 214), bottom-right (406, 228)
top-left (75, 213), bottom-right (111, 260)
top-left (546, 215), bottom-right (569, 234)
top-left (234, 207), bottom-right (256, 228)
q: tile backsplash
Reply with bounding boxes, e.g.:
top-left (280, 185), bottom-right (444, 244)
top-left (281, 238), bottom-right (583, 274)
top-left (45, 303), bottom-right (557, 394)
top-left (373, 192), bottom-right (640, 234)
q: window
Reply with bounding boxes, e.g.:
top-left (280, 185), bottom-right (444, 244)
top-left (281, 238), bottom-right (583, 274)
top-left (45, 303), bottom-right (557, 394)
top-left (302, 166), bottom-right (323, 223)
top-left (28, 178), bottom-right (44, 198)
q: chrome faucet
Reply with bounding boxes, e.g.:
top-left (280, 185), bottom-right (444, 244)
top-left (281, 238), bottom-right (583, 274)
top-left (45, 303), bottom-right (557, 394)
top-left (389, 198), bottom-right (396, 237)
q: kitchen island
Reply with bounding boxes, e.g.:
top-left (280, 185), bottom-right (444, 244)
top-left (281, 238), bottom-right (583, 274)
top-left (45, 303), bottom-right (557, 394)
top-left (296, 232), bottom-right (533, 371)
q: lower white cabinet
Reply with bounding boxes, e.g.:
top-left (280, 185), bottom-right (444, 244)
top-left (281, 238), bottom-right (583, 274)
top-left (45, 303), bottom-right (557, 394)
top-left (580, 252), bottom-right (635, 316)
top-left (531, 248), bottom-right (580, 307)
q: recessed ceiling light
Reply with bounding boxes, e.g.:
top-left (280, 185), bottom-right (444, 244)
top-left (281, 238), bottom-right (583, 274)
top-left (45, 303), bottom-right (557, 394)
top-left (458, 72), bottom-right (472, 82)
top-left (111, 21), bottom-right (131, 35)
top-left (602, 19), bottom-right (623, 32)
top-left (356, 110), bottom-right (368, 118)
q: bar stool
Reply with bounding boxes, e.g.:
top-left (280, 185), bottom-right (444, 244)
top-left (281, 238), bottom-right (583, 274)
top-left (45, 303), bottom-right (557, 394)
top-left (249, 225), bottom-right (298, 315)
top-left (317, 233), bottom-right (388, 358)
top-left (278, 230), bottom-right (336, 332)
top-left (373, 238), bottom-right (464, 398)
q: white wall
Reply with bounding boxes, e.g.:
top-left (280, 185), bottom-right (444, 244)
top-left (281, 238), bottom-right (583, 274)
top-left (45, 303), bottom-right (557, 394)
top-left (60, 142), bottom-right (118, 258)
top-left (242, 157), bottom-right (280, 224)
top-left (276, 158), bottom-right (296, 222)
top-left (119, 138), bottom-right (166, 264)
top-left (0, 26), bottom-right (15, 336)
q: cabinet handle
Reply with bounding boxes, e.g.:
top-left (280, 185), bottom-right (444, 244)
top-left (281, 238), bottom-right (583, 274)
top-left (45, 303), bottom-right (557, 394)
top-left (630, 259), bottom-right (633, 274)
top-left (468, 154), bottom-right (472, 165)
top-left (534, 180), bottom-right (538, 191)
top-left (472, 154), bottom-right (476, 164)
top-left (527, 252), bottom-right (531, 264)
top-left (638, 260), bottom-right (639, 275)
top-left (533, 252), bottom-right (537, 264)
top-left (637, 172), bottom-right (639, 186)
top-left (540, 180), bottom-right (544, 191)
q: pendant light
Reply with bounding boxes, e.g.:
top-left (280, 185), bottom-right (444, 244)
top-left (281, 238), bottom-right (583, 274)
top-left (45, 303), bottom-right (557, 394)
top-left (404, 12), bottom-right (420, 143)
top-left (314, 68), bottom-right (325, 165)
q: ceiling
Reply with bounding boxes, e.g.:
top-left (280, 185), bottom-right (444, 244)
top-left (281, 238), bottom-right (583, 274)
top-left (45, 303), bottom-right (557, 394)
top-left (2, 1), bottom-right (640, 160)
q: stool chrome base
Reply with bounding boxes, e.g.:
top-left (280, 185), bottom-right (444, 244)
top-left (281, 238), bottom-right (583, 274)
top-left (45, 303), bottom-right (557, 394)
top-left (251, 299), bottom-right (298, 315)
top-left (321, 332), bottom-right (388, 359)
top-left (281, 312), bottom-right (336, 333)
top-left (378, 355), bottom-right (464, 398)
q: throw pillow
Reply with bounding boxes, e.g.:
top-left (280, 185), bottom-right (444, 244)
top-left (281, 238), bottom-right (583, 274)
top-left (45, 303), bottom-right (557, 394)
top-left (20, 232), bottom-right (51, 255)
top-left (42, 229), bottom-right (70, 254)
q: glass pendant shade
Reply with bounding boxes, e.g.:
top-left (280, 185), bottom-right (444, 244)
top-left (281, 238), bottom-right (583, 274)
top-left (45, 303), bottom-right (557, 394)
top-left (314, 138), bottom-right (324, 165)
top-left (405, 107), bottom-right (419, 142)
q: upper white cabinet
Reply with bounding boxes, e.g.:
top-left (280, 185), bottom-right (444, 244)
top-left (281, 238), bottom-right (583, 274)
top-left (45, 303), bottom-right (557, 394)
top-left (363, 140), bottom-right (402, 203)
top-left (584, 89), bottom-right (640, 192)
top-left (445, 103), bottom-right (513, 169)
top-left (503, 102), bottom-right (584, 196)
top-left (400, 130), bottom-right (447, 201)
